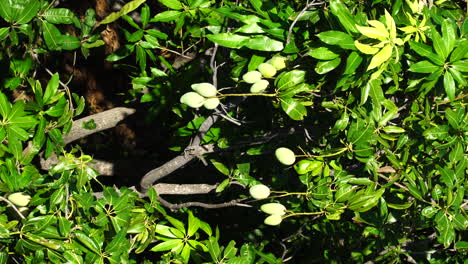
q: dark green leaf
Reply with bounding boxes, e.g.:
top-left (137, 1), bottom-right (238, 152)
top-left (158, 0), bottom-right (183, 10)
top-left (409, 60), bottom-right (440, 73)
top-left (409, 40), bottom-right (444, 65)
top-left (308, 47), bottom-right (339, 60)
top-left (100, 0), bottom-right (147, 24)
top-left (443, 71), bottom-right (455, 101)
top-left (275, 70), bottom-right (305, 91)
top-left (449, 40), bottom-right (468, 62)
top-left (60, 35), bottom-right (80, 50)
top-left (75, 231), bottom-right (101, 254)
top-left (316, 30), bottom-right (355, 49)
top-left (280, 97), bottom-right (307, 121)
top-left (315, 57), bottom-right (340, 74)
top-left (42, 21), bottom-right (62, 50)
top-left (151, 10), bottom-right (181, 22)
top-left (206, 33), bottom-right (249, 49)
top-left (344, 52), bottom-right (363, 74)
top-left (150, 239), bottom-right (183, 252)
top-left (244, 36), bottom-right (283, 51)
top-left (329, 0), bottom-right (358, 33)
top-left (42, 8), bottom-right (75, 24)
top-left (431, 28), bottom-right (449, 60)
top-left (15, 0), bottom-right (40, 24)
top-left (451, 60), bottom-right (468, 72)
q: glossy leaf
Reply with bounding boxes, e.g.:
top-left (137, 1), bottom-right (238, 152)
top-left (280, 98), bottom-right (307, 121)
top-left (100, 0), bottom-right (147, 24)
top-left (315, 57), bottom-right (341, 74)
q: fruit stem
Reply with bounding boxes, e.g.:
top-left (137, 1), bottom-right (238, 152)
top-left (282, 211), bottom-right (324, 219)
top-left (295, 147), bottom-right (348, 158)
top-left (271, 191), bottom-right (309, 198)
top-left (216, 93), bottom-right (277, 98)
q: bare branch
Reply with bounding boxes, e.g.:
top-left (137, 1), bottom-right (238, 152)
top-left (157, 196), bottom-right (251, 210)
top-left (63, 107), bottom-right (136, 144)
top-left (154, 183), bottom-right (218, 195)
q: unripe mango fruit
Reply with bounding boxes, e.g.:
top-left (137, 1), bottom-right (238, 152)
top-left (264, 215), bottom-right (282, 226)
top-left (275, 147), bottom-right (296, 165)
top-left (8, 192), bottom-right (31, 207)
top-left (267, 56), bottom-right (287, 70)
top-left (191, 83), bottom-right (217, 97)
top-left (261, 203), bottom-right (286, 216)
top-left (257, 63), bottom-right (277, 78)
top-left (180, 92), bottom-right (205, 108)
top-left (249, 184), bottom-right (270, 200)
top-left (242, 71), bottom-right (263, 84)
top-left (250, 80), bottom-right (269, 93)
top-left (203, 98), bottom-right (220, 109)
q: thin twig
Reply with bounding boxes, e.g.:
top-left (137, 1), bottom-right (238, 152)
top-left (286, 1), bottom-right (324, 45)
top-left (0, 196), bottom-right (25, 219)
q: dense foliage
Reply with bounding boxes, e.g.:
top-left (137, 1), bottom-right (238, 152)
top-left (0, 0), bottom-right (466, 263)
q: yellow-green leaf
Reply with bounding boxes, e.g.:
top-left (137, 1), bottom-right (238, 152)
top-left (367, 44), bottom-right (392, 70)
top-left (354, 40), bottom-right (379, 54)
top-left (356, 25), bottom-right (388, 40)
top-left (384, 10), bottom-right (396, 40)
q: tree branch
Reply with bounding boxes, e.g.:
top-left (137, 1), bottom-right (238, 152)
top-left (157, 196), bottom-right (251, 210)
top-left (63, 107), bottom-right (136, 144)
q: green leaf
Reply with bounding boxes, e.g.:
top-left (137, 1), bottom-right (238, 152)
top-left (244, 36), bottom-right (283, 51)
top-left (44, 73), bottom-right (60, 105)
top-left (10, 116), bottom-right (37, 128)
top-left (0, 92), bottom-right (11, 118)
top-left (441, 19), bottom-right (456, 56)
top-left (210, 159), bottom-right (229, 175)
top-left (8, 135), bottom-right (22, 160)
top-left (309, 47), bottom-right (339, 60)
top-left (0, 27), bottom-right (9, 40)
top-left (150, 239), bottom-right (183, 252)
top-left (423, 125), bottom-right (449, 140)
top-left (42, 21), bottom-right (62, 50)
top-left (455, 241), bottom-right (468, 250)
top-left (158, 0), bottom-right (183, 10)
top-left (409, 40), bottom-right (444, 65)
top-left (449, 40), bottom-right (468, 62)
top-left (206, 237), bottom-right (221, 261)
top-left (60, 35), bottom-right (80, 50)
top-left (15, 0), bottom-right (40, 24)
top-left (7, 125), bottom-right (29, 141)
top-left (431, 28), bottom-right (449, 60)
top-left (140, 4), bottom-right (149, 27)
top-left (206, 33), bottom-right (249, 49)
top-left (348, 188), bottom-right (385, 212)
top-left (316, 30), bottom-right (355, 50)
top-left (42, 8), bottom-right (75, 24)
top-left (275, 70), bottom-right (306, 91)
top-left (409, 60), bottom-right (440, 73)
top-left (280, 97), bottom-right (307, 121)
top-left (152, 10), bottom-right (181, 22)
top-left (100, 0), bottom-right (147, 24)
top-left (329, 0), bottom-right (357, 33)
top-left (0, 0), bottom-right (13, 22)
top-left (443, 71), bottom-right (455, 101)
top-left (335, 184), bottom-right (356, 202)
top-left (75, 231), bottom-right (101, 254)
top-left (344, 52), bottom-right (363, 75)
top-left (315, 57), bottom-right (341, 74)
top-left (165, 215), bottom-right (186, 234)
top-left (451, 60), bottom-right (468, 72)
top-left (187, 211), bottom-right (200, 237)
top-left (448, 67), bottom-right (466, 87)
